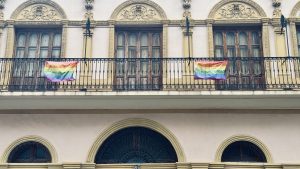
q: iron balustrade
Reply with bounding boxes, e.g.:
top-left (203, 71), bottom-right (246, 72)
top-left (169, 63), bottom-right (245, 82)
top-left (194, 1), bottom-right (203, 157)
top-left (0, 57), bottom-right (299, 91)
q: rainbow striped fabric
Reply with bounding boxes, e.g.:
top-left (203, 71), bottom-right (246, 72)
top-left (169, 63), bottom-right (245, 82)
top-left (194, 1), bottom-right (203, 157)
top-left (43, 61), bottom-right (78, 82)
top-left (194, 60), bottom-right (228, 80)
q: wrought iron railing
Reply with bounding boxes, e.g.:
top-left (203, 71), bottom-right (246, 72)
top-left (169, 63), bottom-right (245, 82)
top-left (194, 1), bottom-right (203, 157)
top-left (0, 57), bottom-right (299, 91)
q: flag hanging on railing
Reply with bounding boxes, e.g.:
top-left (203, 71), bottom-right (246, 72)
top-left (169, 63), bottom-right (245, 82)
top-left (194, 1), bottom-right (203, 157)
top-left (194, 60), bottom-right (228, 80)
top-left (43, 61), bottom-right (78, 82)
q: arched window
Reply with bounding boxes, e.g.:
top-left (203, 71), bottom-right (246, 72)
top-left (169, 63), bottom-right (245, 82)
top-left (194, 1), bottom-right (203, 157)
top-left (221, 141), bottom-right (267, 162)
top-left (95, 127), bottom-right (178, 164)
top-left (8, 141), bottom-right (52, 163)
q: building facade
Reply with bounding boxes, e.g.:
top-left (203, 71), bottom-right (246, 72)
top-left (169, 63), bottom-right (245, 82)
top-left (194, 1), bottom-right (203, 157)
top-left (0, 0), bottom-right (300, 169)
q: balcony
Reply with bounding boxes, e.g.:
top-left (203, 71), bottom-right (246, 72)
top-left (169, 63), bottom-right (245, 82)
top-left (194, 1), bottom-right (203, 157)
top-left (0, 57), bottom-right (299, 111)
top-left (0, 57), bottom-right (299, 91)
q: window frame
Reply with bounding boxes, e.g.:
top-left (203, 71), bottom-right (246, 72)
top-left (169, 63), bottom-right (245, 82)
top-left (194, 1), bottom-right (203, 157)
top-left (14, 28), bottom-right (62, 59)
top-left (114, 27), bottom-right (163, 91)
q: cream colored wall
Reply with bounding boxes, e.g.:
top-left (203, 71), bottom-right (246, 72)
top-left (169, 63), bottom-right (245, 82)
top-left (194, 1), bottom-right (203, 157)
top-left (168, 27), bottom-right (183, 57)
top-left (0, 113), bottom-right (299, 163)
top-left (193, 27), bottom-right (208, 57)
top-left (93, 28), bottom-right (110, 58)
top-left (65, 28), bottom-right (83, 58)
top-left (0, 29), bottom-right (7, 58)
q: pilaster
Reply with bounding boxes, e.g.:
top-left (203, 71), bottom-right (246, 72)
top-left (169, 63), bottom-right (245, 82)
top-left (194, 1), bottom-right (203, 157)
top-left (5, 20), bottom-right (15, 58)
top-left (272, 18), bottom-right (287, 57)
top-left (262, 18), bottom-right (271, 57)
top-left (206, 19), bottom-right (214, 57)
top-left (289, 18), bottom-right (298, 56)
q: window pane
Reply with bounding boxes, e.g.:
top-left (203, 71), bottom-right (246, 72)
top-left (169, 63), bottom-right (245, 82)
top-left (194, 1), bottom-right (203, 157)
top-left (141, 62), bottom-right (148, 75)
top-left (28, 48), bottom-right (36, 58)
top-left (16, 49), bottom-right (25, 58)
top-left (141, 33), bottom-right (148, 46)
top-left (152, 48), bottom-right (160, 58)
top-left (297, 31), bottom-right (300, 44)
top-left (117, 33), bottom-right (124, 46)
top-left (253, 47), bottom-right (260, 57)
top-left (129, 34), bottom-right (137, 46)
top-left (117, 49), bottom-right (125, 58)
top-left (221, 141), bottom-right (267, 162)
top-left (53, 34), bottom-right (61, 47)
top-left (241, 61), bottom-right (249, 74)
top-left (128, 61), bottom-right (136, 75)
top-left (240, 47), bottom-right (247, 57)
top-left (239, 32), bottom-right (247, 45)
top-left (52, 49), bottom-right (61, 58)
top-left (141, 48), bottom-right (148, 58)
top-left (128, 48), bottom-right (136, 58)
top-left (214, 32), bottom-right (223, 45)
top-left (252, 32), bottom-right (260, 45)
top-left (41, 34), bottom-right (50, 47)
top-left (17, 34), bottom-right (26, 47)
top-left (29, 33), bottom-right (38, 47)
top-left (226, 32), bottom-right (235, 46)
top-left (227, 48), bottom-right (235, 57)
top-left (215, 48), bottom-right (224, 58)
top-left (40, 49), bottom-right (48, 58)
top-left (8, 141), bottom-right (52, 163)
top-left (152, 33), bottom-right (160, 46)
top-left (254, 62), bottom-right (262, 75)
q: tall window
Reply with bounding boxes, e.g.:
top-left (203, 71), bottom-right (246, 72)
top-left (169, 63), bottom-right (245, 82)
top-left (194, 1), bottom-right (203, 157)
top-left (221, 141), bottom-right (267, 163)
top-left (95, 127), bottom-right (178, 164)
top-left (15, 29), bottom-right (62, 59)
top-left (114, 28), bottom-right (162, 90)
top-left (10, 28), bottom-right (62, 91)
top-left (297, 27), bottom-right (300, 56)
top-left (214, 27), bottom-right (265, 90)
top-left (8, 141), bottom-right (52, 163)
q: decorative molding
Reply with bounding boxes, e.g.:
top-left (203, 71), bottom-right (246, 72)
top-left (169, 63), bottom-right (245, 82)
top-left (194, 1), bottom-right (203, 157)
top-left (208, 0), bottom-right (267, 19)
top-left (117, 4), bottom-right (160, 21)
top-left (16, 4), bottom-right (61, 21)
top-left (215, 135), bottom-right (273, 163)
top-left (272, 0), bottom-right (282, 18)
top-left (262, 23), bottom-right (271, 57)
top-left (110, 0), bottom-right (167, 21)
top-left (290, 21), bottom-right (298, 56)
top-left (215, 3), bottom-right (259, 19)
top-left (86, 118), bottom-right (186, 163)
top-left (11, 0), bottom-right (67, 20)
top-left (0, 135), bottom-right (58, 163)
top-left (290, 1), bottom-right (300, 17)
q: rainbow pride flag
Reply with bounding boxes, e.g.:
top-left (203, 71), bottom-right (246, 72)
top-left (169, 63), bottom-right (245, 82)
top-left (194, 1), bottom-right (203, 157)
top-left (43, 61), bottom-right (78, 82)
top-left (194, 60), bottom-right (228, 80)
